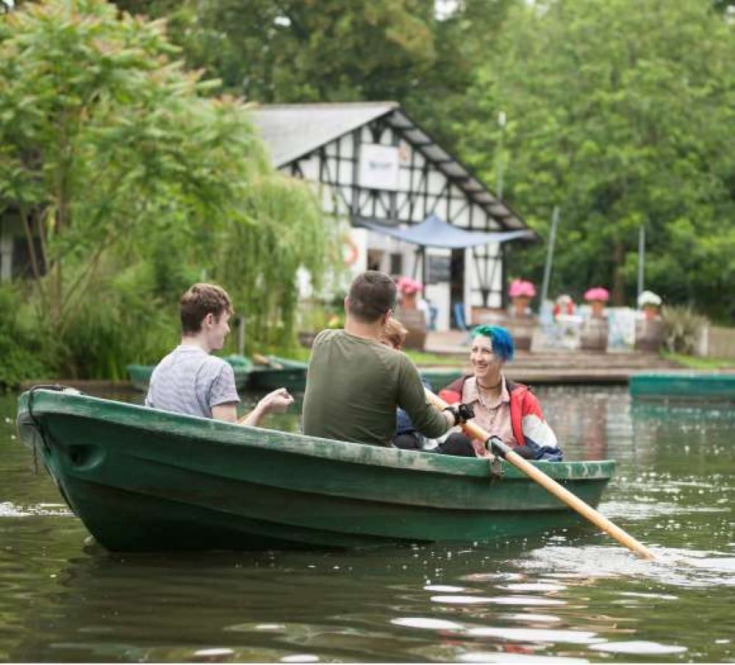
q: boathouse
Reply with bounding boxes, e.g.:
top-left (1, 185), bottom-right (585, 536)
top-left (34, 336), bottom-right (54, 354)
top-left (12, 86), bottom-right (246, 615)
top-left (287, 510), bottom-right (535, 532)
top-left (248, 102), bottom-right (535, 332)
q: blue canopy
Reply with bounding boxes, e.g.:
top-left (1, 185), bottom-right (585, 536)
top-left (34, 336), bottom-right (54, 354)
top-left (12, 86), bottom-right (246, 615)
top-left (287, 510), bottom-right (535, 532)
top-left (359, 214), bottom-right (534, 249)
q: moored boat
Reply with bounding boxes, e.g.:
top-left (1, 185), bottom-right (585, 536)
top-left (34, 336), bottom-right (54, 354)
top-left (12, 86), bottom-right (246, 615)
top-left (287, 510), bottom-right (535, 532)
top-left (419, 367), bottom-right (465, 391)
top-left (126, 355), bottom-right (253, 392)
top-left (248, 355), bottom-right (309, 392)
top-left (17, 387), bottom-right (615, 552)
top-left (629, 371), bottom-right (735, 402)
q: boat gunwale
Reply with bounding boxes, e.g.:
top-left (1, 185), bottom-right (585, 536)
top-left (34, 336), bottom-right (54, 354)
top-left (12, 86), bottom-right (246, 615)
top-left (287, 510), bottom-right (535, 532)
top-left (17, 389), bottom-right (615, 481)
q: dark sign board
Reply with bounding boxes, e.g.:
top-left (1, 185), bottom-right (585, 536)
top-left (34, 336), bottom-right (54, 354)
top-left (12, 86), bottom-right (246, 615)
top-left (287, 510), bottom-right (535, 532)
top-left (427, 255), bottom-right (451, 284)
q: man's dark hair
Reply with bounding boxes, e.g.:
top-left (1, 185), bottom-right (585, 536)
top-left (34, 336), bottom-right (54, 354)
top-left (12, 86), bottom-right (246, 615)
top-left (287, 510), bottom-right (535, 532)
top-left (347, 271), bottom-right (396, 323)
top-left (180, 283), bottom-right (233, 334)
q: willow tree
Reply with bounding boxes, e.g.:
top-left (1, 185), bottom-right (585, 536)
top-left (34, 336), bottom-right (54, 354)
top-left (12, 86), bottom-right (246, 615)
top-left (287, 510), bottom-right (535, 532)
top-left (0, 0), bottom-right (331, 374)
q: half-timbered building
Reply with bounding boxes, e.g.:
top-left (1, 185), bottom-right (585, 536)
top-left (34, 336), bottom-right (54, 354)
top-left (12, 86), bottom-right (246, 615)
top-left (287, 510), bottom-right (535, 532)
top-left (249, 102), bottom-right (535, 331)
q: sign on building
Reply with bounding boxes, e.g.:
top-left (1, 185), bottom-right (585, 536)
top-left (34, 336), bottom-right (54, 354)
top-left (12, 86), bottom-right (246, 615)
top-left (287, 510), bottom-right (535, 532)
top-left (358, 144), bottom-right (400, 191)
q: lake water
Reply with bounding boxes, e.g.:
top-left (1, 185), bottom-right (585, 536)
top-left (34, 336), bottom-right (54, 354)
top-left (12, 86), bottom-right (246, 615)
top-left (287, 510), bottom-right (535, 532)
top-left (1, 385), bottom-right (734, 663)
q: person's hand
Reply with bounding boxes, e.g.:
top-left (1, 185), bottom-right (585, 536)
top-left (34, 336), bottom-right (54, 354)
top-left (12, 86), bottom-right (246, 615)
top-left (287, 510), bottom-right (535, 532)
top-left (257, 387), bottom-right (294, 414)
top-left (444, 402), bottom-right (475, 426)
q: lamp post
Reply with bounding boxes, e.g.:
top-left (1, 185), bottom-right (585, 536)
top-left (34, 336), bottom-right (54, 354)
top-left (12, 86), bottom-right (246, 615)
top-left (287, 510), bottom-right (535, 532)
top-left (637, 225), bottom-right (645, 301)
top-left (496, 110), bottom-right (506, 201)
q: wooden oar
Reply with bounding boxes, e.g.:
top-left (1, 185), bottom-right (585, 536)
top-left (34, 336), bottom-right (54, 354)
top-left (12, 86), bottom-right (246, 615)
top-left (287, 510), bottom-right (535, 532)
top-left (425, 388), bottom-right (656, 561)
top-left (252, 353), bottom-right (284, 370)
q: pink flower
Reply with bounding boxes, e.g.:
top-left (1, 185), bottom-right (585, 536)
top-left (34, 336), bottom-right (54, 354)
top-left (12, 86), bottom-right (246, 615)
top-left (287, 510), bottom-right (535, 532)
top-left (584, 287), bottom-right (610, 302)
top-left (508, 279), bottom-right (536, 298)
top-left (397, 276), bottom-right (423, 295)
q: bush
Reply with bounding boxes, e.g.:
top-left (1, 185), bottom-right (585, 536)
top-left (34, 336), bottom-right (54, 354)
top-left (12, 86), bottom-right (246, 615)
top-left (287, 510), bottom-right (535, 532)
top-left (661, 305), bottom-right (709, 355)
top-left (0, 284), bottom-right (53, 390)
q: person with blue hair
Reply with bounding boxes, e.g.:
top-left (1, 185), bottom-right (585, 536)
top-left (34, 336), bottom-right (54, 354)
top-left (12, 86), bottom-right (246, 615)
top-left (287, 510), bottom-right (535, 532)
top-left (438, 325), bottom-right (563, 461)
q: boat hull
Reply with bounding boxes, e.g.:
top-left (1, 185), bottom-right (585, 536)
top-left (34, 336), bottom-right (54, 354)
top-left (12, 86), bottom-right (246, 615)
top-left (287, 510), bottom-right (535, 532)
top-left (17, 389), bottom-right (615, 552)
top-left (629, 372), bottom-right (735, 402)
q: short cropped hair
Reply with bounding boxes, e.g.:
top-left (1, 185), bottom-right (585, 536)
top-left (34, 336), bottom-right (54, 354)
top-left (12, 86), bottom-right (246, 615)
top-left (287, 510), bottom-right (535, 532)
top-left (347, 271), bottom-right (397, 323)
top-left (472, 325), bottom-right (515, 362)
top-left (380, 317), bottom-right (408, 350)
top-left (180, 283), bottom-right (233, 334)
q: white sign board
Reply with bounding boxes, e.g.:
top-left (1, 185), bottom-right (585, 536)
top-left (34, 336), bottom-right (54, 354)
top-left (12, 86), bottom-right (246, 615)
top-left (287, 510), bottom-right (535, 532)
top-left (358, 144), bottom-right (400, 191)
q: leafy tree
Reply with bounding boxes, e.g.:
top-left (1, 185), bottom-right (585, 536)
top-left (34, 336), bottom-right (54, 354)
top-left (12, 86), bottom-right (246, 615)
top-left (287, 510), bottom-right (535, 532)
top-left (109, 0), bottom-right (517, 151)
top-left (0, 0), bottom-right (331, 378)
top-left (459, 0), bottom-right (735, 320)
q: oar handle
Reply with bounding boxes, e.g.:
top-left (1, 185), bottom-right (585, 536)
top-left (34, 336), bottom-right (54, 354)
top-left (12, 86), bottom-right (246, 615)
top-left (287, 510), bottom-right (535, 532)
top-left (425, 388), bottom-right (656, 560)
top-left (253, 353), bottom-right (271, 366)
top-left (253, 353), bottom-right (284, 369)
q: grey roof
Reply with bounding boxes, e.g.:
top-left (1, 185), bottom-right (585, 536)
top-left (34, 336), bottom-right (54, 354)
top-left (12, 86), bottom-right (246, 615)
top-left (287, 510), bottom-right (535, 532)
top-left (248, 102), bottom-right (398, 169)
top-left (247, 102), bottom-right (531, 233)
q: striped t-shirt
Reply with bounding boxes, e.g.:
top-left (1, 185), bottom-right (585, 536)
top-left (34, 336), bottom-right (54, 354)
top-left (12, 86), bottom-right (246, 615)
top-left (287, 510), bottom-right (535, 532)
top-left (145, 345), bottom-right (240, 419)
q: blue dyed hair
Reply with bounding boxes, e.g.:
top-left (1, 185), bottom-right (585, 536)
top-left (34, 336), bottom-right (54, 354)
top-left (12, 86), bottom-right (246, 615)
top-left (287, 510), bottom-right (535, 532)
top-left (471, 325), bottom-right (514, 362)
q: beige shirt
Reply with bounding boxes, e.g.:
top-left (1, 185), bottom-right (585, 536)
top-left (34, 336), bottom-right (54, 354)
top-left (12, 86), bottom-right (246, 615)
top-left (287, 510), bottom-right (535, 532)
top-left (462, 375), bottom-right (515, 456)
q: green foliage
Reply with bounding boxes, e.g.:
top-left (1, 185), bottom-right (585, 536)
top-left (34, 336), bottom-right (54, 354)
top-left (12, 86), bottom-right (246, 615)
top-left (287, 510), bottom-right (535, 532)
top-left (458, 0), bottom-right (735, 318)
top-left (0, 0), bottom-right (333, 378)
top-left (661, 305), bottom-right (709, 355)
top-left (110, 0), bottom-right (516, 151)
top-left (0, 284), bottom-right (52, 389)
top-left (662, 350), bottom-right (735, 370)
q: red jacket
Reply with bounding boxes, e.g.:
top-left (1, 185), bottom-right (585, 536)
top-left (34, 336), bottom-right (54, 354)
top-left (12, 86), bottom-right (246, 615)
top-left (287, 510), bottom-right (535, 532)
top-left (438, 375), bottom-right (562, 460)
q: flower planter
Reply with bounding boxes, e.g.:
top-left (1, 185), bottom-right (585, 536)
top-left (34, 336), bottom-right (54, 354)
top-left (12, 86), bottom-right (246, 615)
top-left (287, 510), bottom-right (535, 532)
top-left (394, 307), bottom-right (427, 351)
top-left (634, 318), bottom-right (664, 352)
top-left (580, 317), bottom-right (609, 352)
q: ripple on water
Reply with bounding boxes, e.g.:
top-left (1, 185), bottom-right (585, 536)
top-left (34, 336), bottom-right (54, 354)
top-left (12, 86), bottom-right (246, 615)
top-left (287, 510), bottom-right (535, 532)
top-left (431, 594), bottom-right (566, 606)
top-left (465, 627), bottom-right (605, 645)
top-left (498, 583), bottom-right (567, 593)
top-left (393, 619), bottom-right (607, 647)
top-left (280, 656), bottom-right (320, 663)
top-left (458, 653), bottom-right (589, 664)
top-left (589, 640), bottom-right (687, 655)
top-left (518, 545), bottom-right (735, 588)
top-left (391, 617), bottom-right (464, 631)
top-left (0, 501), bottom-right (72, 517)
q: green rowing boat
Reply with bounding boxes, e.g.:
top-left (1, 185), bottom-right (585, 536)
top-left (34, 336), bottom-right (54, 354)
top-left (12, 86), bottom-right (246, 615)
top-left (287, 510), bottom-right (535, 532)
top-left (248, 355), bottom-right (309, 392)
top-left (17, 388), bottom-right (615, 552)
top-left (126, 355), bottom-right (253, 392)
top-left (419, 368), bottom-right (465, 391)
top-left (629, 371), bottom-right (735, 402)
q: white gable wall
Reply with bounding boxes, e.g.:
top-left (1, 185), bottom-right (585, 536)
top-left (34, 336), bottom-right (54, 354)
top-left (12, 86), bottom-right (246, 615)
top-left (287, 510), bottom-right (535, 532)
top-left (276, 118), bottom-right (509, 330)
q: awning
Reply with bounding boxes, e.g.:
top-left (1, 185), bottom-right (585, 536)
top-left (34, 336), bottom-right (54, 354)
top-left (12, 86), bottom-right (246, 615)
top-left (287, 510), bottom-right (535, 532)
top-left (358, 214), bottom-right (534, 249)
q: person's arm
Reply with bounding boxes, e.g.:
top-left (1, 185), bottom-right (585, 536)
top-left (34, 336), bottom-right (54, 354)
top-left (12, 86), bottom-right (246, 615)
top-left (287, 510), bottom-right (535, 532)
top-left (212, 403), bottom-right (238, 422)
top-left (520, 392), bottom-right (563, 461)
top-left (396, 359), bottom-right (459, 438)
top-left (239, 388), bottom-right (294, 427)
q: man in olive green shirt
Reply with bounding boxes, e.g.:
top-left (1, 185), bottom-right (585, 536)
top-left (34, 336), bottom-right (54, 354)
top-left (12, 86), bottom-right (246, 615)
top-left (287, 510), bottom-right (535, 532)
top-left (303, 271), bottom-right (470, 446)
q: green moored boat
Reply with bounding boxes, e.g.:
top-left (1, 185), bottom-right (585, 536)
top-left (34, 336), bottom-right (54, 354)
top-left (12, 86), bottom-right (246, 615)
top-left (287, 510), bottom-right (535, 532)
top-left (629, 371), bottom-right (735, 402)
top-left (248, 355), bottom-right (309, 392)
top-left (419, 368), bottom-right (465, 391)
top-left (126, 355), bottom-right (253, 392)
top-left (17, 388), bottom-right (615, 553)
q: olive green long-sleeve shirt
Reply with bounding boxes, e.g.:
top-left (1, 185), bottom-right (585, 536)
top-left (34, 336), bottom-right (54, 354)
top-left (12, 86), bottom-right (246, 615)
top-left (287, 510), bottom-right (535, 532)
top-left (302, 329), bottom-right (450, 446)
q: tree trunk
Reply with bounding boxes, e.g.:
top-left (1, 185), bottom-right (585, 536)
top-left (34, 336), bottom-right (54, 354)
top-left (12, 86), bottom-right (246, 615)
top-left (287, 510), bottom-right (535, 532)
top-left (612, 240), bottom-right (626, 306)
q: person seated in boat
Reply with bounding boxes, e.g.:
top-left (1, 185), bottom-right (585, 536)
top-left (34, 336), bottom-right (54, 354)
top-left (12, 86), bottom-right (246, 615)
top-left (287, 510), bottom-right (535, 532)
top-left (438, 325), bottom-right (563, 461)
top-left (146, 282), bottom-right (293, 425)
top-left (379, 318), bottom-right (476, 457)
top-left (302, 270), bottom-right (474, 446)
